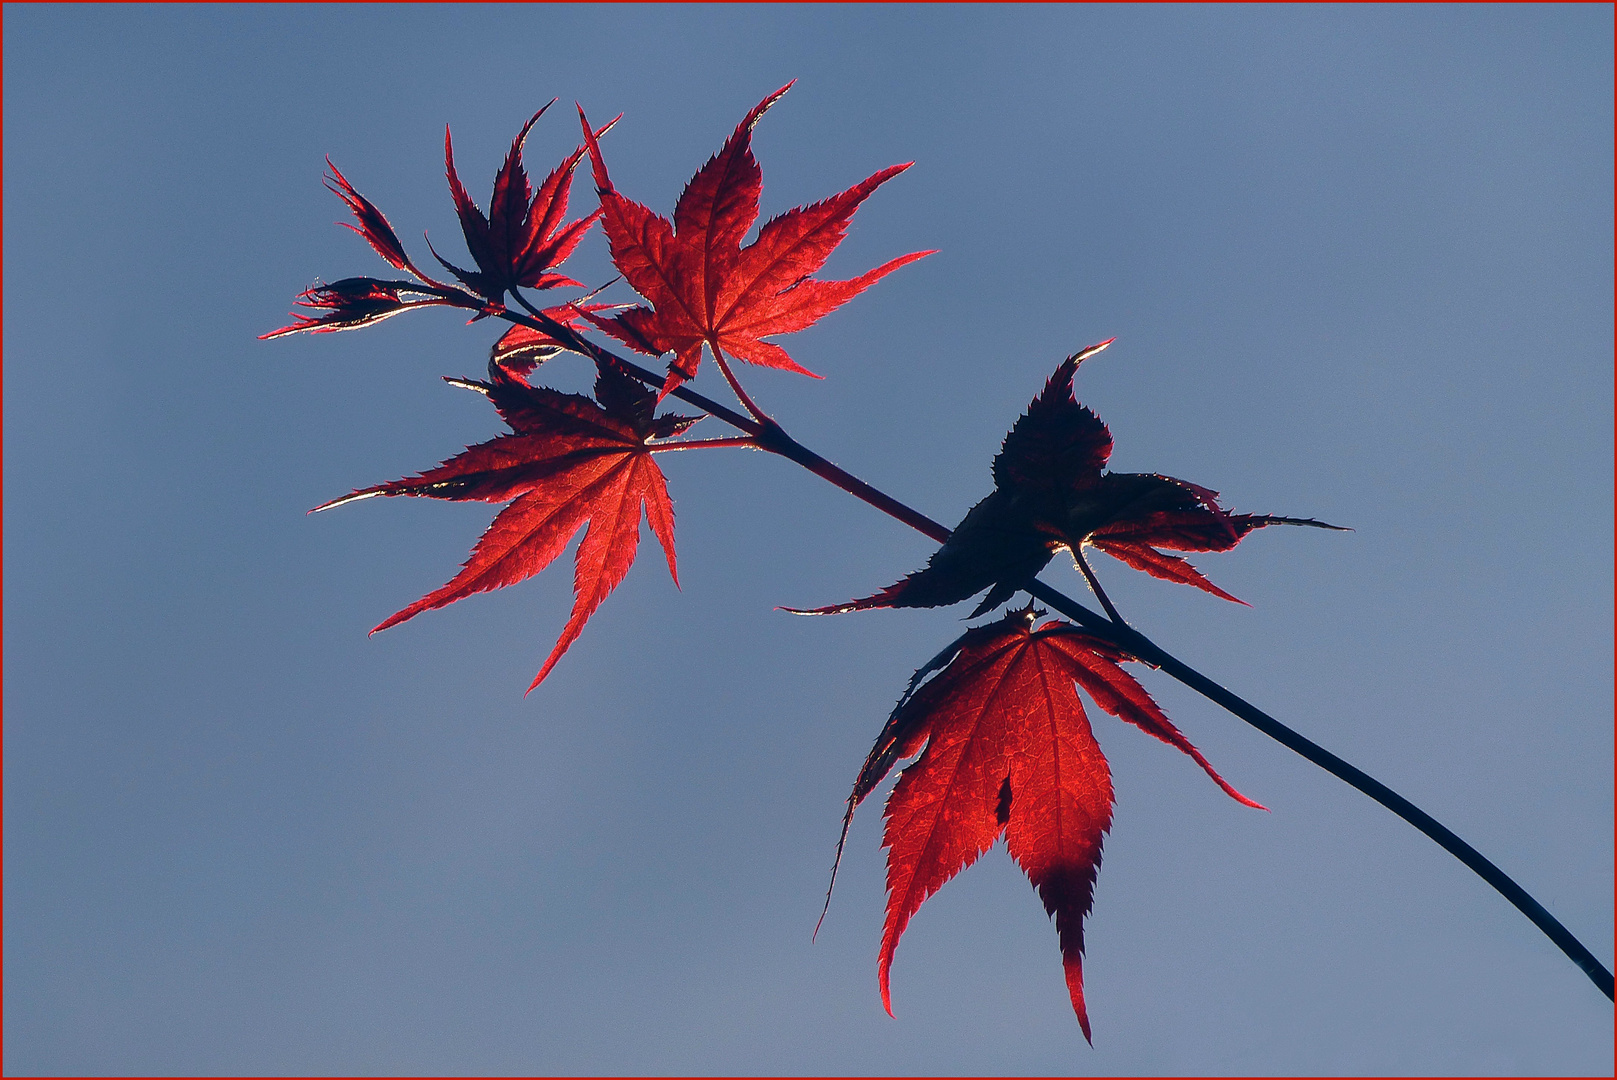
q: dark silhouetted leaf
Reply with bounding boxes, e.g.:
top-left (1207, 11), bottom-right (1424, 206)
top-left (261, 277), bottom-right (443, 339)
top-left (434, 102), bottom-right (609, 304)
top-left (792, 344), bottom-right (1343, 615)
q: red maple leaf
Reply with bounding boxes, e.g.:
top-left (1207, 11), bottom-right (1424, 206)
top-left (791, 343), bottom-right (1343, 615)
top-left (577, 83), bottom-right (934, 398)
top-left (836, 609), bottom-right (1261, 1041)
top-left (431, 102), bottom-right (612, 304)
top-left (314, 355), bottom-right (698, 692)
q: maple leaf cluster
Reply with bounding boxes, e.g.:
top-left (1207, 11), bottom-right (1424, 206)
top-left (275, 83), bottom-right (927, 690)
top-left (793, 342), bottom-right (1341, 617)
top-left (792, 341), bottom-right (1339, 1039)
top-left (269, 84), bottom-right (1342, 1040)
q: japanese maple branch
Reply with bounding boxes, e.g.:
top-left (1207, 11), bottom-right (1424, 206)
top-left (784, 416), bottom-right (1615, 1000)
top-left (491, 296), bottom-right (1617, 1002)
top-left (488, 297), bottom-right (1614, 1001)
top-left (498, 297), bottom-right (952, 538)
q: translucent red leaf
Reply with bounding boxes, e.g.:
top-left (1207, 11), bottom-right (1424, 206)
top-left (842, 611), bottom-right (1260, 1041)
top-left (580, 86), bottom-right (933, 397)
top-left (314, 362), bottom-right (696, 691)
top-left (1088, 537), bottom-right (1248, 604)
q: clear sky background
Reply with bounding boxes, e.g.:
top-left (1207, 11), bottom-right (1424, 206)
top-left (5, 5), bottom-right (1612, 1075)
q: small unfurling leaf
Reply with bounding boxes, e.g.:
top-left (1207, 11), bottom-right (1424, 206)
top-left (261, 277), bottom-right (427, 338)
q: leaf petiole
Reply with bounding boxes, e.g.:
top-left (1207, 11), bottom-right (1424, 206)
top-left (1072, 546), bottom-right (1126, 626)
top-left (709, 343), bottom-right (772, 424)
top-left (649, 436), bottom-right (759, 452)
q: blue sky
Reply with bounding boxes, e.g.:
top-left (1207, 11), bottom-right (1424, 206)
top-left (5, 5), bottom-right (1611, 1074)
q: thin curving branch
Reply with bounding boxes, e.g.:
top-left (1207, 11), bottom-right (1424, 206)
top-left (485, 300), bottom-right (1615, 1002)
top-left (1023, 578), bottom-right (1615, 1002)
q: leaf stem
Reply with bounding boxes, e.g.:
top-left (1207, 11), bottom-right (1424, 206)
top-left (1073, 547), bottom-right (1125, 625)
top-left (650, 436), bottom-right (759, 452)
top-left (479, 300), bottom-right (1612, 1000)
top-left (709, 343), bottom-right (771, 424)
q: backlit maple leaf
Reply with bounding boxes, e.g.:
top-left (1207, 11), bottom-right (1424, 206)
top-left (840, 609), bottom-right (1261, 1041)
top-left (792, 343), bottom-right (1343, 615)
top-left (577, 83), bottom-right (934, 397)
top-left (431, 102), bottom-right (611, 304)
top-left (314, 355), bottom-right (698, 692)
